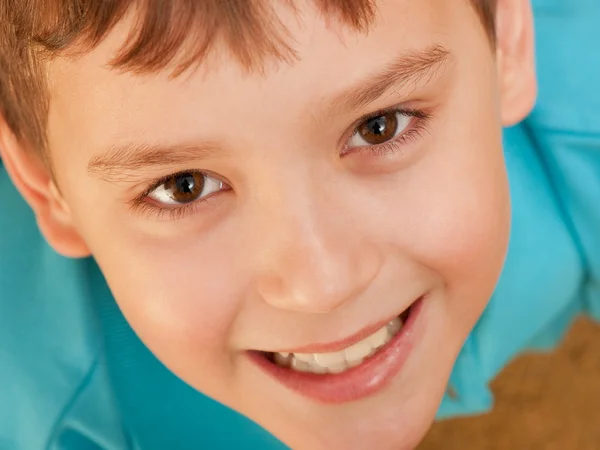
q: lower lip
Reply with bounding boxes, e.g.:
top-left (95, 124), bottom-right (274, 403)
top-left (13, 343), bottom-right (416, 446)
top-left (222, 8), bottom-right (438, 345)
top-left (247, 297), bottom-right (424, 404)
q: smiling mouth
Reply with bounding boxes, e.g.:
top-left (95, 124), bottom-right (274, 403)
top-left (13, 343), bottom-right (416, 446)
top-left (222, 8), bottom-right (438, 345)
top-left (248, 296), bottom-right (424, 404)
top-left (265, 308), bottom-right (411, 375)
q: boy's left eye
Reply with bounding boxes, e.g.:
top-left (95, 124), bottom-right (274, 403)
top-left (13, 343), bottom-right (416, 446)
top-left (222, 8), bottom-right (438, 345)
top-left (347, 111), bottom-right (412, 149)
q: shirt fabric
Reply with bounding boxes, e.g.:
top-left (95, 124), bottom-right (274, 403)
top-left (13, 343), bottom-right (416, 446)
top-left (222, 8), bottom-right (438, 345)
top-left (1, 1), bottom-right (600, 448)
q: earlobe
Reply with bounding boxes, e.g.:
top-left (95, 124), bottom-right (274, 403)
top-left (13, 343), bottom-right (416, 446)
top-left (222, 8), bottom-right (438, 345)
top-left (495, 0), bottom-right (537, 126)
top-left (0, 122), bottom-right (91, 258)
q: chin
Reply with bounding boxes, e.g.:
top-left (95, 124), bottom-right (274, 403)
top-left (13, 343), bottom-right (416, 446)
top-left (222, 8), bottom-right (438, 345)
top-left (264, 358), bottom-right (449, 450)
top-left (243, 297), bottom-right (460, 450)
top-left (288, 404), bottom-right (436, 450)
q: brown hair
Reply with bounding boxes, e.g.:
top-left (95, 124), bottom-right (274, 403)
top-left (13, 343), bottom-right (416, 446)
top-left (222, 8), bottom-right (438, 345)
top-left (0, 0), bottom-right (496, 157)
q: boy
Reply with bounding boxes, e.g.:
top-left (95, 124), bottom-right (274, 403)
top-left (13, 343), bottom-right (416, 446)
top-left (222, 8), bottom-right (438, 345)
top-left (0, 0), bottom-right (598, 449)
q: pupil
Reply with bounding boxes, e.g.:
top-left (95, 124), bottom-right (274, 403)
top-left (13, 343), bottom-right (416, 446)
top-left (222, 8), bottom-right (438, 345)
top-left (368, 117), bottom-right (387, 135)
top-left (164, 172), bottom-right (205, 203)
top-left (176, 175), bottom-right (195, 193)
top-left (359, 112), bottom-right (398, 145)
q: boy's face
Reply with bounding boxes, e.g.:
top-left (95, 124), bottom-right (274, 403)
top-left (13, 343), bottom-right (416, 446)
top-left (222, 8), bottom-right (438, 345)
top-left (20, 0), bottom-right (531, 448)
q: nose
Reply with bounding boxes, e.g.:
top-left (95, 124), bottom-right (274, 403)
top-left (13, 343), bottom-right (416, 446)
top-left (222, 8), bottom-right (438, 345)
top-left (251, 184), bottom-right (381, 314)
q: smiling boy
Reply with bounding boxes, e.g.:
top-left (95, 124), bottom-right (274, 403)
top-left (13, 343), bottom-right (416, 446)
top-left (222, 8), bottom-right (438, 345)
top-left (1, 0), bottom-right (599, 449)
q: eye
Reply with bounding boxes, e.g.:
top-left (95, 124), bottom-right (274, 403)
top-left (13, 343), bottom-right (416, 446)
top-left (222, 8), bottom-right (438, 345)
top-left (347, 111), bottom-right (413, 149)
top-left (147, 172), bottom-right (225, 206)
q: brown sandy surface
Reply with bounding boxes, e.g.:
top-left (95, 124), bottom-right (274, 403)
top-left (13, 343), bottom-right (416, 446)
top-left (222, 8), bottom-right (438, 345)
top-left (419, 318), bottom-right (600, 450)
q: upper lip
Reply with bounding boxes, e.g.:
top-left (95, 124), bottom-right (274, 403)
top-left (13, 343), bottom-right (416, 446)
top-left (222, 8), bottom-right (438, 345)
top-left (266, 301), bottom-right (415, 355)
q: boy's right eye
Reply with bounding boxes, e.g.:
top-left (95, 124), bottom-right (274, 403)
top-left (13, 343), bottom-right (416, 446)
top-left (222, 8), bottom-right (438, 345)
top-left (130, 170), bottom-right (231, 221)
top-left (147, 171), bottom-right (226, 206)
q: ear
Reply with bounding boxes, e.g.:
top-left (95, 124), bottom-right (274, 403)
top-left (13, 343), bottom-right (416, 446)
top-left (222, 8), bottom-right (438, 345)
top-left (0, 121), bottom-right (90, 258)
top-left (495, 0), bottom-right (537, 126)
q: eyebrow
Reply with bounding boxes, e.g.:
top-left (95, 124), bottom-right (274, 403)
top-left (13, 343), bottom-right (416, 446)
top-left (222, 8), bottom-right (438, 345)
top-left (326, 44), bottom-right (451, 115)
top-left (88, 142), bottom-right (224, 182)
top-left (88, 45), bottom-right (451, 181)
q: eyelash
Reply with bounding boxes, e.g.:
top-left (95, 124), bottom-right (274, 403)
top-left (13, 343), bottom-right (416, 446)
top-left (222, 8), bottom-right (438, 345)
top-left (343, 106), bottom-right (431, 156)
top-left (131, 106), bottom-right (432, 221)
top-left (131, 195), bottom-right (212, 221)
top-left (130, 173), bottom-right (228, 221)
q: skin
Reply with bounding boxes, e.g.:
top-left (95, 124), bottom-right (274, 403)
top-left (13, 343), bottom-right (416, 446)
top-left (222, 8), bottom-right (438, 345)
top-left (0, 0), bottom-right (537, 448)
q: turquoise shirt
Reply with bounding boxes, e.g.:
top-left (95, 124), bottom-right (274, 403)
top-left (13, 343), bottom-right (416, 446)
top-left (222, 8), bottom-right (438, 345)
top-left (2, 1), bottom-right (599, 448)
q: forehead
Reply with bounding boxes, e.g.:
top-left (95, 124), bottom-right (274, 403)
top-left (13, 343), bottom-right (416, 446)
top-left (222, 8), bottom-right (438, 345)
top-left (46, 0), bottom-right (475, 155)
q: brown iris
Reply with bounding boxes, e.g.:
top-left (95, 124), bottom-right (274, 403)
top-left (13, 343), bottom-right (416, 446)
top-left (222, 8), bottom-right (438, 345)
top-left (163, 172), bottom-right (205, 203)
top-left (357, 112), bottom-right (399, 145)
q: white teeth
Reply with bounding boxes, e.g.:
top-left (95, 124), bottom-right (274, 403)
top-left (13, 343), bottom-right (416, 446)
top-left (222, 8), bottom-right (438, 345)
top-left (307, 363), bottom-right (327, 374)
top-left (272, 315), bottom-right (405, 375)
top-left (327, 363), bottom-right (348, 374)
top-left (387, 317), bottom-right (403, 336)
top-left (314, 351), bottom-right (346, 367)
top-left (291, 358), bottom-right (312, 373)
top-left (293, 353), bottom-right (315, 363)
top-left (344, 339), bottom-right (372, 362)
top-left (274, 352), bottom-right (292, 366)
top-left (368, 324), bottom-right (391, 350)
top-left (346, 357), bottom-right (364, 368)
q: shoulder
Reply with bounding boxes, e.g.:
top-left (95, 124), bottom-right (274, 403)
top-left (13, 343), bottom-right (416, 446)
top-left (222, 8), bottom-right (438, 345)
top-left (530, 0), bottom-right (600, 323)
top-left (0, 163), bottom-right (127, 449)
top-left (438, 3), bottom-right (600, 417)
top-left (532, 0), bottom-right (600, 133)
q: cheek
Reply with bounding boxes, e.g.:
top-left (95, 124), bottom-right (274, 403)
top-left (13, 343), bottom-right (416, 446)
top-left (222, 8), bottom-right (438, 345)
top-left (413, 145), bottom-right (510, 317)
top-left (381, 129), bottom-right (510, 320)
top-left (90, 234), bottom-right (246, 381)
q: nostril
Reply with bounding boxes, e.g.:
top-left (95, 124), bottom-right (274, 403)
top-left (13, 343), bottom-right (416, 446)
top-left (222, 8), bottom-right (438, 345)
top-left (256, 274), bottom-right (286, 307)
top-left (256, 273), bottom-right (353, 314)
top-left (255, 239), bottom-right (381, 314)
